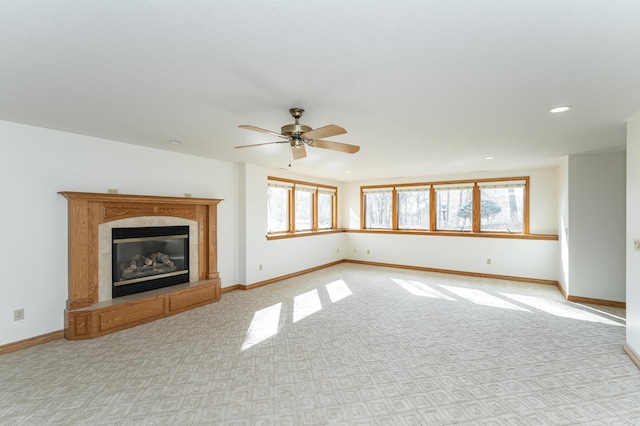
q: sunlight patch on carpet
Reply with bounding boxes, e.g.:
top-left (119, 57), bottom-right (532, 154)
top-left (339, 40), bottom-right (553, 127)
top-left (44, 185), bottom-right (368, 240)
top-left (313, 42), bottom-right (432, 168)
top-left (293, 289), bottom-right (322, 323)
top-left (439, 285), bottom-right (530, 311)
top-left (326, 279), bottom-right (352, 303)
top-left (241, 302), bottom-right (282, 350)
top-left (500, 293), bottom-right (624, 326)
top-left (391, 278), bottom-right (455, 300)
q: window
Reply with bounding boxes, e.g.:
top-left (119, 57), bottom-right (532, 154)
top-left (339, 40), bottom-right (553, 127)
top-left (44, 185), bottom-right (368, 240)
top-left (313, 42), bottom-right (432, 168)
top-left (434, 184), bottom-right (474, 231)
top-left (267, 181), bottom-right (292, 233)
top-left (363, 187), bottom-right (393, 229)
top-left (360, 177), bottom-right (529, 234)
top-left (317, 188), bottom-right (335, 229)
top-left (295, 185), bottom-right (315, 231)
top-left (397, 186), bottom-right (430, 230)
top-left (478, 180), bottom-right (525, 232)
top-left (267, 177), bottom-right (337, 235)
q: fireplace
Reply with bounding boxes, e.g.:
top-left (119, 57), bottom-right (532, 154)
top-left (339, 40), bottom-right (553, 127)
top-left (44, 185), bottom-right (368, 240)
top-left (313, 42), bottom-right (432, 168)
top-left (60, 191), bottom-right (222, 340)
top-left (112, 226), bottom-right (190, 298)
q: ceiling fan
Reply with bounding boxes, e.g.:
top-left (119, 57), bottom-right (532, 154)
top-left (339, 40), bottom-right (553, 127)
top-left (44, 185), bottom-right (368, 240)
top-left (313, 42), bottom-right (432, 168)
top-left (235, 108), bottom-right (360, 160)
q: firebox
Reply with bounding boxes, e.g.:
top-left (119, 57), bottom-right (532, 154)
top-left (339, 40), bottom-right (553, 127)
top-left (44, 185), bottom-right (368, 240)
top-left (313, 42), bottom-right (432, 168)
top-left (112, 226), bottom-right (190, 298)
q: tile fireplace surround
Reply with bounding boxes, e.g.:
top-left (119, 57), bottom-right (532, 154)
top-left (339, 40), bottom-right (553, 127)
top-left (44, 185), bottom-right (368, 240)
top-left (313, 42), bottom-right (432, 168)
top-left (59, 192), bottom-right (222, 340)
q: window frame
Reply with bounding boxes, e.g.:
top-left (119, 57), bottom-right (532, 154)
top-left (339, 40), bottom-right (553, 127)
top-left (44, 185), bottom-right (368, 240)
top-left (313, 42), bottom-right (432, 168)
top-left (477, 180), bottom-right (526, 233)
top-left (317, 188), bottom-right (337, 230)
top-left (361, 176), bottom-right (530, 235)
top-left (362, 187), bottom-right (394, 229)
top-left (397, 185), bottom-right (431, 230)
top-left (267, 176), bottom-right (338, 239)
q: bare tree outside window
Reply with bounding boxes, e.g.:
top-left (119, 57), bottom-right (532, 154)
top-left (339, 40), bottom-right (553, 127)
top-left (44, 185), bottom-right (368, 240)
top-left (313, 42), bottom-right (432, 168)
top-left (295, 189), bottom-right (313, 231)
top-left (365, 191), bottom-right (392, 229)
top-left (267, 186), bottom-right (289, 232)
top-left (398, 190), bottom-right (429, 229)
top-left (318, 192), bottom-right (333, 229)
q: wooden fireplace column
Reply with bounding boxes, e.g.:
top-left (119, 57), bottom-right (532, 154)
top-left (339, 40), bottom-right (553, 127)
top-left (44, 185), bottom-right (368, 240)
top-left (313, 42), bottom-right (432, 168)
top-left (60, 192), bottom-right (223, 340)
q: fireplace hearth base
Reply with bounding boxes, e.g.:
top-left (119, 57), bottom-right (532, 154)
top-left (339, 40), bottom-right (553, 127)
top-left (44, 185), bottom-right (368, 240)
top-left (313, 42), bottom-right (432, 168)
top-left (60, 192), bottom-right (222, 340)
top-left (65, 279), bottom-right (217, 340)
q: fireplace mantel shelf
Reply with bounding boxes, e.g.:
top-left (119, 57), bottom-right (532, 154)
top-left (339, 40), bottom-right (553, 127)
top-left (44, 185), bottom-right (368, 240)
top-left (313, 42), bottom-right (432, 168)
top-left (60, 191), bottom-right (223, 340)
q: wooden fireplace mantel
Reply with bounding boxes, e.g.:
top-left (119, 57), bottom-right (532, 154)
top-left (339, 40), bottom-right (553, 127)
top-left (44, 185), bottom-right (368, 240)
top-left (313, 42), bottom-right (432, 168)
top-left (60, 192), bottom-right (223, 340)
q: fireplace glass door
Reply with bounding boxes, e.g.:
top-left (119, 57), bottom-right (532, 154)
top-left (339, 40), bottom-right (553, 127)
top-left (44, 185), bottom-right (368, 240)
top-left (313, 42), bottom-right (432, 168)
top-left (112, 226), bottom-right (189, 297)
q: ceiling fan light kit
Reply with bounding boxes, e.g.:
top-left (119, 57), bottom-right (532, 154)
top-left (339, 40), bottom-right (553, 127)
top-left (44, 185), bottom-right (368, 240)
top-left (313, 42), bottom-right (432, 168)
top-left (236, 108), bottom-right (360, 160)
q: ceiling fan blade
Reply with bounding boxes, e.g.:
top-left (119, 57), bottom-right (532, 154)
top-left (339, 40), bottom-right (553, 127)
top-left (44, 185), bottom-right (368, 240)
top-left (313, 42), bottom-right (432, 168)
top-left (234, 141), bottom-right (289, 149)
top-left (238, 125), bottom-right (288, 139)
top-left (291, 143), bottom-right (307, 159)
top-left (302, 124), bottom-right (347, 141)
top-left (310, 139), bottom-right (360, 154)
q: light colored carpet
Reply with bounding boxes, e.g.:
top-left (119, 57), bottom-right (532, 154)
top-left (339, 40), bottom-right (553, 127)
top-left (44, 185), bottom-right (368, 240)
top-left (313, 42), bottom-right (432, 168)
top-left (1, 263), bottom-right (638, 425)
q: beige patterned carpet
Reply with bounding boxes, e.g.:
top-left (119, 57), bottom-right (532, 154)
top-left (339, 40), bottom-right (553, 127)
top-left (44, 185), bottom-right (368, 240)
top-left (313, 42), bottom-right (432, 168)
top-left (1, 263), bottom-right (638, 425)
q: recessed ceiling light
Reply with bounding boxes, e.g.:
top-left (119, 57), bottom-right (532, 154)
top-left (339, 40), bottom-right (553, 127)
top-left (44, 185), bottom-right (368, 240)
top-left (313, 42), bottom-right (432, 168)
top-left (549, 106), bottom-right (571, 113)
top-left (484, 156), bottom-right (494, 160)
top-left (345, 170), bottom-right (352, 173)
top-left (170, 139), bottom-right (182, 145)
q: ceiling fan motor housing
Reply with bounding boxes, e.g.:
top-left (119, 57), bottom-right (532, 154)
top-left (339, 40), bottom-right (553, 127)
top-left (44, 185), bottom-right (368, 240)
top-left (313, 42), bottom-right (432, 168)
top-left (282, 107), bottom-right (311, 138)
top-left (281, 123), bottom-right (312, 137)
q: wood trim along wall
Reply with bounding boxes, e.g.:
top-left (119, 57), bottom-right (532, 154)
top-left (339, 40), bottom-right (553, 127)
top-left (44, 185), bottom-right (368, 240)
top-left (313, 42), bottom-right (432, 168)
top-left (266, 229), bottom-right (345, 240)
top-left (227, 259), bottom-right (624, 309)
top-left (244, 260), bottom-right (344, 290)
top-left (624, 343), bottom-right (640, 370)
top-left (266, 228), bottom-right (559, 241)
top-left (221, 284), bottom-right (244, 294)
top-left (347, 229), bottom-right (558, 240)
top-left (345, 260), bottom-right (623, 308)
top-left (554, 278), bottom-right (626, 309)
top-left (555, 281), bottom-right (568, 299)
top-left (567, 295), bottom-right (626, 309)
top-left (225, 260), bottom-right (346, 291)
top-left (344, 259), bottom-right (559, 286)
top-left (0, 330), bottom-right (63, 355)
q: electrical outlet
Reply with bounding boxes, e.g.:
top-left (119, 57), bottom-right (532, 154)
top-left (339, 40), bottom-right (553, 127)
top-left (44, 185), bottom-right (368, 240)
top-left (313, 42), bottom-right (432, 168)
top-left (14, 309), bottom-right (24, 321)
top-left (259, 264), bottom-right (263, 271)
top-left (486, 258), bottom-right (492, 265)
top-left (353, 248), bottom-right (356, 253)
top-left (184, 193), bottom-right (192, 198)
top-left (336, 248), bottom-right (340, 253)
top-left (107, 188), bottom-right (118, 194)
top-left (367, 249), bottom-right (371, 254)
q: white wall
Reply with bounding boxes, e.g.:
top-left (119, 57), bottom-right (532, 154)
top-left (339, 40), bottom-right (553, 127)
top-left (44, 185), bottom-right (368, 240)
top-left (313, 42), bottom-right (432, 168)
top-left (0, 120), bottom-right (240, 346)
top-left (627, 111), bottom-right (640, 352)
top-left (557, 157), bottom-right (570, 293)
top-left (339, 167), bottom-right (561, 282)
top-left (568, 151), bottom-right (626, 302)
top-left (242, 164), bottom-right (344, 285)
top-left (345, 233), bottom-right (558, 281)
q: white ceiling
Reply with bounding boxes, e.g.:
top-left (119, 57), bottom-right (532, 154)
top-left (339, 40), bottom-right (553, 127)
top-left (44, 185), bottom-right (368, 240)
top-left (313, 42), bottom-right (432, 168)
top-left (1, 1), bottom-right (639, 182)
